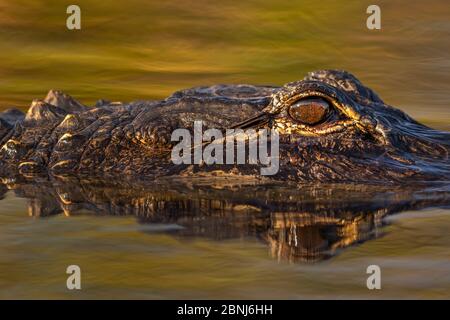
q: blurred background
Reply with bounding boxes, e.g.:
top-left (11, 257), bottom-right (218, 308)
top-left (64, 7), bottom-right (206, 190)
top-left (0, 0), bottom-right (449, 129)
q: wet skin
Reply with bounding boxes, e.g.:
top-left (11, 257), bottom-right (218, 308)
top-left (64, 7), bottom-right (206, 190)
top-left (0, 70), bottom-right (449, 183)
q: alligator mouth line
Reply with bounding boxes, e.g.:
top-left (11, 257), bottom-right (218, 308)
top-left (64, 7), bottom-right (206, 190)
top-left (231, 112), bottom-right (272, 130)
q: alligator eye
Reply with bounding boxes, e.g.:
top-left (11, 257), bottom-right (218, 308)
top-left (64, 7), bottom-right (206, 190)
top-left (288, 97), bottom-right (330, 125)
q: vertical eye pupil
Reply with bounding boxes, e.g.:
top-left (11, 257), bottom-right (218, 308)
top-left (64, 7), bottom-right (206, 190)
top-left (288, 98), bottom-right (330, 125)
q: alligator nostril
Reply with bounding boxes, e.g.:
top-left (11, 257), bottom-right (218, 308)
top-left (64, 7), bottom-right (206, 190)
top-left (288, 97), bottom-right (330, 125)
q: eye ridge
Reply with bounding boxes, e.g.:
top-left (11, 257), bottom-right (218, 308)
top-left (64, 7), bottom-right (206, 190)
top-left (288, 97), bottom-right (331, 126)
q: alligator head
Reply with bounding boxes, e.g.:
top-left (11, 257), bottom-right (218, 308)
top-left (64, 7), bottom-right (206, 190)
top-left (0, 70), bottom-right (449, 183)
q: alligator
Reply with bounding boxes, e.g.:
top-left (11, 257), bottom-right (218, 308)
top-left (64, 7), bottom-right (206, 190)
top-left (0, 69), bottom-right (449, 183)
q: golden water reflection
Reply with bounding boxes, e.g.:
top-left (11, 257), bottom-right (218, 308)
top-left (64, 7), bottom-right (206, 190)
top-left (2, 175), bottom-right (448, 263)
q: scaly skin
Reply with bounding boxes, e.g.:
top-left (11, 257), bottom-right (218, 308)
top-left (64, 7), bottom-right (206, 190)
top-left (0, 70), bottom-right (449, 183)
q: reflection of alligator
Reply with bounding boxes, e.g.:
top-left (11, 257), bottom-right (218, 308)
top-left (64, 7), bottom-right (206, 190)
top-left (1, 70), bottom-right (449, 182)
top-left (1, 176), bottom-right (448, 262)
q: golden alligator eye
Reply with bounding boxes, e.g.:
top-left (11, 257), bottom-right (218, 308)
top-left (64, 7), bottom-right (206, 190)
top-left (288, 97), bottom-right (330, 125)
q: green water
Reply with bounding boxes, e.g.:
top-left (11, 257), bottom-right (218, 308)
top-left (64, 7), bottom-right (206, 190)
top-left (1, 0), bottom-right (450, 299)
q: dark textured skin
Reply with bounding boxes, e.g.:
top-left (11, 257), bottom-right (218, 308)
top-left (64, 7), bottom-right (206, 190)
top-left (0, 70), bottom-right (449, 183)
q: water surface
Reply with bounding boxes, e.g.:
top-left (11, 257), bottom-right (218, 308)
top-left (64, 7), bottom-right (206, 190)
top-left (0, 0), bottom-right (450, 299)
top-left (0, 177), bottom-right (449, 299)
